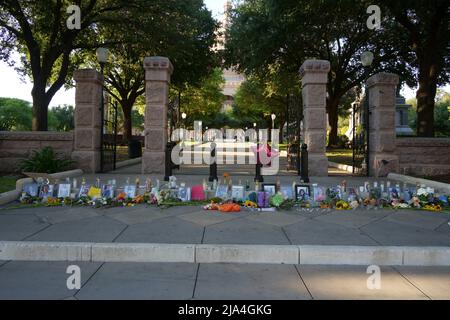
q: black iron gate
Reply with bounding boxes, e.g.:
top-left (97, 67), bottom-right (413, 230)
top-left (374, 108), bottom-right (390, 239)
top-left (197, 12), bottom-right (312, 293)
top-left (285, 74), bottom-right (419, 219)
top-left (286, 94), bottom-right (303, 172)
top-left (101, 98), bottom-right (118, 173)
top-left (168, 92), bottom-right (180, 140)
top-left (352, 95), bottom-right (369, 176)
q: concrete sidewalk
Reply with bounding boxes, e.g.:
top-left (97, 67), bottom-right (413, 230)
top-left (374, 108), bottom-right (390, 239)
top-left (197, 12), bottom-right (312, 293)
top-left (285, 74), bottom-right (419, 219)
top-left (1, 204), bottom-right (449, 247)
top-left (0, 261), bottom-right (449, 299)
top-left (1, 203), bottom-right (449, 299)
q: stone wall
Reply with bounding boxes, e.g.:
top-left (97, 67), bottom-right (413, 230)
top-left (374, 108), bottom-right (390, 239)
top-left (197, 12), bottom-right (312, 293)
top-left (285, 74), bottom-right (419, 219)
top-left (0, 131), bottom-right (74, 173)
top-left (396, 137), bottom-right (450, 176)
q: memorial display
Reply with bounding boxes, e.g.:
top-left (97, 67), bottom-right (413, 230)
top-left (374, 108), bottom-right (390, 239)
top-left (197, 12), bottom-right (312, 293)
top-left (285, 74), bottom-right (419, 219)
top-left (15, 175), bottom-right (450, 214)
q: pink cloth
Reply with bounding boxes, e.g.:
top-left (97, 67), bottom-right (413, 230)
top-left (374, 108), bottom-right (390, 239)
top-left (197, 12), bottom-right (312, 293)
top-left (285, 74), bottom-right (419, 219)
top-left (191, 186), bottom-right (205, 201)
top-left (250, 143), bottom-right (279, 166)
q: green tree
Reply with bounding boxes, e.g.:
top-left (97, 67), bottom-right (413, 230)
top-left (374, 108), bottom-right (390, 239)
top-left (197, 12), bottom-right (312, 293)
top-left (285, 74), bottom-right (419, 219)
top-left (407, 90), bottom-right (450, 137)
top-left (0, 0), bottom-right (158, 131)
top-left (48, 104), bottom-right (74, 132)
top-left (88, 0), bottom-right (219, 142)
top-left (178, 68), bottom-right (226, 128)
top-left (377, 0), bottom-right (450, 137)
top-left (225, 0), bottom-right (413, 146)
top-left (232, 70), bottom-right (299, 142)
top-left (0, 97), bottom-right (32, 130)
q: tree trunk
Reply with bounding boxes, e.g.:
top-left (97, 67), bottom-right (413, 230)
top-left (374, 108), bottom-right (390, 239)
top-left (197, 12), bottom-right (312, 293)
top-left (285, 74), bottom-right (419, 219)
top-left (31, 83), bottom-right (49, 131)
top-left (416, 63), bottom-right (438, 137)
top-left (327, 99), bottom-right (340, 147)
top-left (121, 102), bottom-right (133, 143)
top-left (279, 123), bottom-right (284, 144)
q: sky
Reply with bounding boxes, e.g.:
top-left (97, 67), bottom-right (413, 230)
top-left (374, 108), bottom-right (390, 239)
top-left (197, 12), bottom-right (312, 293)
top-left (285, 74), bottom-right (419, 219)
top-left (0, 0), bottom-right (446, 107)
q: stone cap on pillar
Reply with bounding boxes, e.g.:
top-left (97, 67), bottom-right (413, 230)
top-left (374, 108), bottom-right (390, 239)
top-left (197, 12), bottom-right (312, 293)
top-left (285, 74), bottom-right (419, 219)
top-left (144, 56), bottom-right (174, 75)
top-left (73, 69), bottom-right (103, 84)
top-left (366, 72), bottom-right (399, 88)
top-left (299, 60), bottom-right (330, 84)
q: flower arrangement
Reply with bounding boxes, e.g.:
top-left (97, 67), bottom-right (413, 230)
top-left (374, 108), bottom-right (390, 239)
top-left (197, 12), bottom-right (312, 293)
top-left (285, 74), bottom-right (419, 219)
top-left (16, 177), bottom-right (450, 214)
top-left (335, 200), bottom-right (350, 210)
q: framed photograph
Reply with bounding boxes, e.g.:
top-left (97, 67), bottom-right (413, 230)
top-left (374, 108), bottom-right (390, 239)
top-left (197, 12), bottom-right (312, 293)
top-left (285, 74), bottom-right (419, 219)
top-left (178, 187), bottom-right (188, 202)
top-left (39, 184), bottom-right (54, 198)
top-left (78, 184), bottom-right (91, 198)
top-left (124, 185), bottom-right (136, 198)
top-left (102, 185), bottom-right (115, 199)
top-left (295, 185), bottom-right (310, 201)
top-left (262, 184), bottom-right (277, 196)
top-left (231, 185), bottom-right (245, 201)
top-left (389, 187), bottom-right (400, 200)
top-left (57, 184), bottom-right (71, 198)
top-left (347, 188), bottom-right (358, 202)
top-left (280, 186), bottom-right (293, 200)
top-left (215, 185), bottom-right (229, 199)
top-left (313, 185), bottom-right (326, 203)
top-left (23, 183), bottom-right (39, 197)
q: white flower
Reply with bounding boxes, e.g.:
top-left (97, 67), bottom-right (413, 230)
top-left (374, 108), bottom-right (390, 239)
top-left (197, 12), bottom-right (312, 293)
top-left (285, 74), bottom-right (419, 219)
top-left (416, 188), bottom-right (428, 196)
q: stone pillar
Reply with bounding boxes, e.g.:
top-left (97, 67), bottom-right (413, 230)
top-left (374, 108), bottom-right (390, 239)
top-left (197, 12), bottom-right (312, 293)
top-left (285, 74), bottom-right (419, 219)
top-left (366, 72), bottom-right (400, 177)
top-left (142, 56), bottom-right (173, 174)
top-left (71, 69), bottom-right (103, 173)
top-left (299, 60), bottom-right (330, 176)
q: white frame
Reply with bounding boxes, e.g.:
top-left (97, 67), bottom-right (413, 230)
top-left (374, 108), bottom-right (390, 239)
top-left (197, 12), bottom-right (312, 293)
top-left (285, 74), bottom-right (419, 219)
top-left (124, 185), bottom-right (137, 198)
top-left (231, 185), bottom-right (245, 201)
top-left (215, 185), bottom-right (229, 199)
top-left (57, 184), bottom-right (71, 198)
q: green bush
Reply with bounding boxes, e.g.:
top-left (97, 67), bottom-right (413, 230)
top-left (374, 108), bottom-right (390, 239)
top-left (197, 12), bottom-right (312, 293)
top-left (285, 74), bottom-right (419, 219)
top-left (19, 147), bottom-right (74, 174)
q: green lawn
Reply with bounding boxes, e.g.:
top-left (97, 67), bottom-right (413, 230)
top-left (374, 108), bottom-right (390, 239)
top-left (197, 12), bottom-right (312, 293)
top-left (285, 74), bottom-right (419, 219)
top-left (0, 176), bottom-right (18, 193)
top-left (326, 148), bottom-right (353, 166)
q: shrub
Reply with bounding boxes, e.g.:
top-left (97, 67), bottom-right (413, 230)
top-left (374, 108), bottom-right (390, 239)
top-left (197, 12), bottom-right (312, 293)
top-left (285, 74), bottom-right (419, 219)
top-left (19, 147), bottom-right (74, 174)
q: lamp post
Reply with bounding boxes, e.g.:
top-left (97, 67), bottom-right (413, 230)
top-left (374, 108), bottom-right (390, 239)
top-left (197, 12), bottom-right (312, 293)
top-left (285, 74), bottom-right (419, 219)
top-left (271, 113), bottom-right (276, 142)
top-left (96, 47), bottom-right (109, 173)
top-left (181, 112), bottom-right (187, 144)
top-left (360, 51), bottom-right (374, 177)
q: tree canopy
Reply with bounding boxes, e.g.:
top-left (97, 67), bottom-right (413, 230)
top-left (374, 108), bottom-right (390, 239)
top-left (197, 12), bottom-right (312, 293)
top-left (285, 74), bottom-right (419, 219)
top-left (0, 0), bottom-right (219, 134)
top-left (225, 0), bottom-right (449, 142)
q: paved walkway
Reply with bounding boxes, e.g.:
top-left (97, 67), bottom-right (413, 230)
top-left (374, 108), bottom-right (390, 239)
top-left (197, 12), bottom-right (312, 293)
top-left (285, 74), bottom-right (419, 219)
top-left (0, 260), bottom-right (449, 299)
top-left (1, 204), bottom-right (449, 246)
top-left (1, 196), bottom-right (449, 300)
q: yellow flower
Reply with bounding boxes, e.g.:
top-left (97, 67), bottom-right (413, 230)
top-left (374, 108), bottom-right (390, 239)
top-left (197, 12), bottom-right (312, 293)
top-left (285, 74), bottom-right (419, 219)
top-left (336, 200), bottom-right (350, 210)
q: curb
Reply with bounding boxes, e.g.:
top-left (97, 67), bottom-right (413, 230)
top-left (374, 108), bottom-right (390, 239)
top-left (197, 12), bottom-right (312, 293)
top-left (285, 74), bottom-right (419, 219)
top-left (388, 173), bottom-right (450, 193)
top-left (328, 161), bottom-right (354, 173)
top-left (115, 157), bottom-right (142, 170)
top-left (1, 242), bottom-right (449, 266)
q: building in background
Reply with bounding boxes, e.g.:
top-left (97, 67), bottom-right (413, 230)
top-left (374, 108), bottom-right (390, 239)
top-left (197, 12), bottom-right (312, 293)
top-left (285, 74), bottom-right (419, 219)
top-left (216, 1), bottom-right (245, 113)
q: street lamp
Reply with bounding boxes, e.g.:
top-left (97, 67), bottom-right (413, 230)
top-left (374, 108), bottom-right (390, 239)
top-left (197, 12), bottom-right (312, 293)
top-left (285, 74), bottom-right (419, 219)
top-left (181, 112), bottom-right (187, 143)
top-left (96, 47), bottom-right (109, 173)
top-left (360, 51), bottom-right (374, 177)
top-left (271, 113), bottom-right (276, 142)
top-left (361, 51), bottom-right (374, 68)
